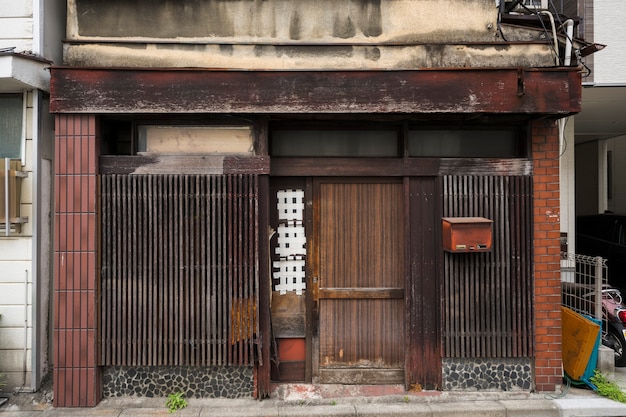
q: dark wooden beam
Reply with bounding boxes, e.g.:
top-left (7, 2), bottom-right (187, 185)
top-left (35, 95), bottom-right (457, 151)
top-left (50, 67), bottom-right (581, 115)
top-left (99, 155), bottom-right (269, 175)
top-left (317, 288), bottom-right (405, 299)
top-left (270, 157), bottom-right (532, 177)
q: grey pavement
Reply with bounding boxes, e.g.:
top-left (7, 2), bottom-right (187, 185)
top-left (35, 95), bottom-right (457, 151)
top-left (3, 369), bottom-right (626, 417)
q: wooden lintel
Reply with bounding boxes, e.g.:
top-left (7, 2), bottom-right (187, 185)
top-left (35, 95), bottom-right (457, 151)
top-left (100, 155), bottom-right (269, 175)
top-left (271, 157), bottom-right (532, 177)
top-left (50, 67), bottom-right (581, 115)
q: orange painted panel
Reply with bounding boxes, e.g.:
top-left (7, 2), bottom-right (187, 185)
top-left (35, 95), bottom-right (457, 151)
top-left (278, 338), bottom-right (306, 361)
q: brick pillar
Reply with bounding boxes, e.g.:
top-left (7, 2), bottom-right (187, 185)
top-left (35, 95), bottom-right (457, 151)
top-left (53, 114), bottom-right (100, 407)
top-left (532, 119), bottom-right (562, 392)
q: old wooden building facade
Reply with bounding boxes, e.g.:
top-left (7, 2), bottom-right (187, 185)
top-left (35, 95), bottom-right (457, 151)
top-left (50, 0), bottom-right (584, 407)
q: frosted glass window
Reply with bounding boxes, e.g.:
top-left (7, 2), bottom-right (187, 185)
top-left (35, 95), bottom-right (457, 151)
top-left (271, 130), bottom-right (398, 157)
top-left (408, 129), bottom-right (520, 157)
top-left (137, 126), bottom-right (253, 154)
top-left (0, 95), bottom-right (23, 159)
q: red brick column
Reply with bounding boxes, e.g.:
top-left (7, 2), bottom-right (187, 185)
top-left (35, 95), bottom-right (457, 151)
top-left (532, 119), bottom-right (562, 392)
top-left (53, 114), bottom-right (100, 407)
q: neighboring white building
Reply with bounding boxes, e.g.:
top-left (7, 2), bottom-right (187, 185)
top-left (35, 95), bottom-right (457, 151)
top-left (574, 0), bottom-right (626, 217)
top-left (0, 0), bottom-right (64, 391)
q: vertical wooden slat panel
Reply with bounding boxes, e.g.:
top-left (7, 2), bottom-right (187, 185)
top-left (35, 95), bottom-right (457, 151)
top-left (100, 174), bottom-right (259, 367)
top-left (319, 182), bottom-right (404, 369)
top-left (442, 175), bottom-right (533, 359)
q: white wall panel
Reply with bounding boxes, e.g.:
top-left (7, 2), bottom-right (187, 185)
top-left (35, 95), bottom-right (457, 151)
top-left (594, 1), bottom-right (626, 85)
top-left (0, 350), bottom-right (32, 373)
top-left (0, 261), bottom-right (31, 282)
top-left (0, 0), bottom-right (32, 18)
top-left (0, 239), bottom-right (32, 260)
top-left (0, 305), bottom-right (31, 327)
top-left (0, 327), bottom-right (31, 350)
top-left (0, 17), bottom-right (33, 40)
top-left (607, 135), bottom-right (626, 213)
top-left (0, 283), bottom-right (31, 305)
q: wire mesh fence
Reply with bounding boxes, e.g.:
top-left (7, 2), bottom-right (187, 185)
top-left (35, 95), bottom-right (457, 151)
top-left (561, 252), bottom-right (607, 326)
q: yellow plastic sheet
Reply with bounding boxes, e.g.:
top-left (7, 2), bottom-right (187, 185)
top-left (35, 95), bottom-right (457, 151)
top-left (562, 306), bottom-right (601, 381)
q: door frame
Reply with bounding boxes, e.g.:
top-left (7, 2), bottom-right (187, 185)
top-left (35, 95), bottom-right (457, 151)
top-left (268, 168), bottom-right (442, 389)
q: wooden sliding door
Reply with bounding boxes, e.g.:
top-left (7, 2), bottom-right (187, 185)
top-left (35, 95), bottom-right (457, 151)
top-left (314, 179), bottom-right (405, 384)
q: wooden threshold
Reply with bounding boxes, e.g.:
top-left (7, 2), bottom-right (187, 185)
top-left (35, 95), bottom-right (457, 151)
top-left (316, 368), bottom-right (405, 385)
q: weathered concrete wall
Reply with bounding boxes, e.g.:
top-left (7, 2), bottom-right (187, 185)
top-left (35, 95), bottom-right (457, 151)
top-left (68, 0), bottom-right (500, 42)
top-left (64, 0), bottom-right (555, 69)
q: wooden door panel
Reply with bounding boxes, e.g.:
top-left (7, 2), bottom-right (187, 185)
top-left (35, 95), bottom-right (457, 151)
top-left (319, 182), bottom-right (404, 289)
top-left (320, 299), bottom-right (404, 367)
top-left (315, 180), bottom-right (404, 383)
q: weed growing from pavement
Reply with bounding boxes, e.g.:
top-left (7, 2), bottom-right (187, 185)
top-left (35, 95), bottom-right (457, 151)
top-left (166, 392), bottom-right (188, 413)
top-left (590, 370), bottom-right (626, 403)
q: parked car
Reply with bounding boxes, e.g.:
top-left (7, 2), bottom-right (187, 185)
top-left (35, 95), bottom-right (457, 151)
top-left (576, 213), bottom-right (626, 291)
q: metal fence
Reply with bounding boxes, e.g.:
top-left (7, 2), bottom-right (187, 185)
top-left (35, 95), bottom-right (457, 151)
top-left (561, 252), bottom-right (607, 324)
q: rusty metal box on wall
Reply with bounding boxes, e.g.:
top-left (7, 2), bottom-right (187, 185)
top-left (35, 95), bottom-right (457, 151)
top-left (442, 217), bottom-right (493, 252)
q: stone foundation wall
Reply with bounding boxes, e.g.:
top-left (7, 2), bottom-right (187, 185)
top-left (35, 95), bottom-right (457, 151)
top-left (102, 366), bottom-right (253, 398)
top-left (442, 358), bottom-right (533, 391)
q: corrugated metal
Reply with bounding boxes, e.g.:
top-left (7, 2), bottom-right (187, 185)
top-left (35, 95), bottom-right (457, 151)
top-left (100, 174), bottom-right (259, 366)
top-left (442, 175), bottom-right (533, 358)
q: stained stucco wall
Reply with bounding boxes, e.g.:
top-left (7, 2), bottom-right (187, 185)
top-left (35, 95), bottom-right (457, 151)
top-left (64, 0), bottom-right (556, 69)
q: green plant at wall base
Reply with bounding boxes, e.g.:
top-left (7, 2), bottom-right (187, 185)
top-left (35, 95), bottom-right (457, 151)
top-left (166, 392), bottom-right (188, 413)
top-left (590, 370), bottom-right (626, 403)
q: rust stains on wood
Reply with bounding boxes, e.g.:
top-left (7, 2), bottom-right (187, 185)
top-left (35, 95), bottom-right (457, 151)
top-left (50, 67), bottom-right (581, 115)
top-left (270, 157), bottom-right (532, 177)
top-left (100, 155), bottom-right (269, 175)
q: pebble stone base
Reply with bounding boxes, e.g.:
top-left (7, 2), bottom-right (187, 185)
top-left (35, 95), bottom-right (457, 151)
top-left (102, 366), bottom-right (253, 398)
top-left (442, 358), bottom-right (533, 391)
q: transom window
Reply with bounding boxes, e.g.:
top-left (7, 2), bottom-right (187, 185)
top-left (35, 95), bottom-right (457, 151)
top-left (408, 129), bottom-right (520, 157)
top-left (271, 130), bottom-right (399, 157)
top-left (270, 126), bottom-right (524, 158)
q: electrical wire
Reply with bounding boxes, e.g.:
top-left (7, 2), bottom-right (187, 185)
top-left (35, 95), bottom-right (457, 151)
top-left (559, 116), bottom-right (569, 157)
top-left (544, 374), bottom-right (573, 399)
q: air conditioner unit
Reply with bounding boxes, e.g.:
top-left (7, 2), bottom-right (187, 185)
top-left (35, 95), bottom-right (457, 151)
top-left (522, 0), bottom-right (548, 10)
top-left (502, 0), bottom-right (548, 12)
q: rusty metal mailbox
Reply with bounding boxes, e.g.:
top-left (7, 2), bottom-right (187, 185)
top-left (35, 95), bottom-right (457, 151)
top-left (442, 217), bottom-right (493, 253)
